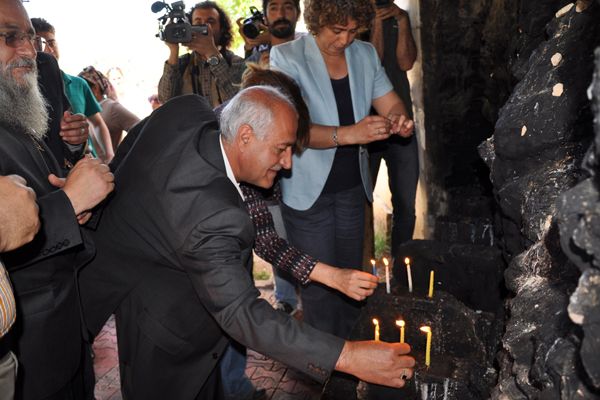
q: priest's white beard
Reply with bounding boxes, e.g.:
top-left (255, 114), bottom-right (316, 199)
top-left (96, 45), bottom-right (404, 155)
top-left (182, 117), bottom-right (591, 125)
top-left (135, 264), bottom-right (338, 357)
top-left (0, 57), bottom-right (48, 140)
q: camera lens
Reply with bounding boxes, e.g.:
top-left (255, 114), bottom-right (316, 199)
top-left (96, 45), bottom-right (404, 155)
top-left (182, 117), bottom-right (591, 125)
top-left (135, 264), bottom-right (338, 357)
top-left (242, 20), bottom-right (261, 39)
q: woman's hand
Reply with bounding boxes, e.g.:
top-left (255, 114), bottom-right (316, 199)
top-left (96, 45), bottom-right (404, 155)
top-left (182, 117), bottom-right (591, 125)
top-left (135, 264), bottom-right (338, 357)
top-left (309, 262), bottom-right (378, 301)
top-left (388, 113), bottom-right (414, 137)
top-left (330, 268), bottom-right (379, 301)
top-left (343, 115), bottom-right (393, 145)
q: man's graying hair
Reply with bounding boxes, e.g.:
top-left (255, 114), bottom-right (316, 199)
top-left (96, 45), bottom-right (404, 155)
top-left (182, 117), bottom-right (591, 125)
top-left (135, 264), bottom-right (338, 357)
top-left (220, 86), bottom-right (296, 142)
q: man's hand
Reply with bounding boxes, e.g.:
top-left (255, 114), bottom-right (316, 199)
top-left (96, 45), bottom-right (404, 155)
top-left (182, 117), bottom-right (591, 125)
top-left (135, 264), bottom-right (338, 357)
top-left (236, 17), bottom-right (270, 52)
top-left (186, 25), bottom-right (219, 58)
top-left (48, 156), bottom-right (114, 216)
top-left (335, 341), bottom-right (415, 388)
top-left (60, 111), bottom-right (89, 145)
top-left (165, 41), bottom-right (181, 66)
top-left (0, 175), bottom-right (40, 252)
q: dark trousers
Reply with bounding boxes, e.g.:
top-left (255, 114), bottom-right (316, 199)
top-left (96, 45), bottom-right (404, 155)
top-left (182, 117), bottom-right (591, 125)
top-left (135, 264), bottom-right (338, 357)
top-left (368, 134), bottom-right (419, 257)
top-left (281, 184), bottom-right (365, 338)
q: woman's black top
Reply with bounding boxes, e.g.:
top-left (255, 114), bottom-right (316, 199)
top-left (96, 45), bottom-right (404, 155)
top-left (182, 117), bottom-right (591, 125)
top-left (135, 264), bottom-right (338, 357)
top-left (322, 75), bottom-right (361, 194)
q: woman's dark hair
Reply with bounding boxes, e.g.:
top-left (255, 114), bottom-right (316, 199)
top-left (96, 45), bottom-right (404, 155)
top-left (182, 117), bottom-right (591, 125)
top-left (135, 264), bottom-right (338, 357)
top-left (241, 63), bottom-right (310, 153)
top-left (189, 1), bottom-right (233, 49)
top-left (304, 0), bottom-right (374, 35)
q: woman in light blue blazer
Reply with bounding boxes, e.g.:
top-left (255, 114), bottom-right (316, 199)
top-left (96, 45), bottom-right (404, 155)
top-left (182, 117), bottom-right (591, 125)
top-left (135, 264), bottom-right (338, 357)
top-left (270, 0), bottom-right (414, 338)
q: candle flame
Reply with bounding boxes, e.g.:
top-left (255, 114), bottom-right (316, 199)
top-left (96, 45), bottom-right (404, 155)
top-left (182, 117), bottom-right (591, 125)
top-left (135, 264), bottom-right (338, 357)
top-left (396, 320), bottom-right (405, 327)
top-left (382, 257), bottom-right (389, 266)
top-left (372, 318), bottom-right (379, 326)
top-left (404, 257), bottom-right (410, 265)
top-left (370, 259), bottom-right (376, 266)
top-left (420, 326), bottom-right (431, 333)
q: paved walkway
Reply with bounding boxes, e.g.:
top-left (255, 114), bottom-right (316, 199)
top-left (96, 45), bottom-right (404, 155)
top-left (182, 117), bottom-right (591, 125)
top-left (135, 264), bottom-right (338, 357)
top-left (92, 281), bottom-right (323, 400)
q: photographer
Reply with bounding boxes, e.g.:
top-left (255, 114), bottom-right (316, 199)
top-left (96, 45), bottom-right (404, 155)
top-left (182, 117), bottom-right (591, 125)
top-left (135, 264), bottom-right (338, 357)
top-left (240, 0), bottom-right (302, 66)
top-left (158, 1), bottom-right (245, 107)
top-left (367, 0), bottom-right (419, 258)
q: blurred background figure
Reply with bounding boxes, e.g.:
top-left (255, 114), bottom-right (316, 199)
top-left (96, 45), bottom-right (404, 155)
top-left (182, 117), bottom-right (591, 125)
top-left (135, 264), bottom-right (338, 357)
top-left (106, 67), bottom-right (125, 100)
top-left (79, 66), bottom-right (140, 152)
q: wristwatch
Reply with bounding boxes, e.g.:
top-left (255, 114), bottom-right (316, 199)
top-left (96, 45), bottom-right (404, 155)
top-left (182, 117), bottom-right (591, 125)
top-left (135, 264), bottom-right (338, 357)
top-left (207, 54), bottom-right (221, 66)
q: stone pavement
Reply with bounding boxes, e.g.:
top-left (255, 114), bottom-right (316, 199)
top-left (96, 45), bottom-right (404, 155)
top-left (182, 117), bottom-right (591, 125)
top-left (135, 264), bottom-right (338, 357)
top-left (92, 281), bottom-right (323, 400)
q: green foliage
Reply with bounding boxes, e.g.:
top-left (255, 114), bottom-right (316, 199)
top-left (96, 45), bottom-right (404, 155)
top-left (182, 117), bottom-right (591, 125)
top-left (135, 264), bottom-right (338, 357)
top-left (253, 268), bottom-right (272, 281)
top-left (374, 230), bottom-right (390, 260)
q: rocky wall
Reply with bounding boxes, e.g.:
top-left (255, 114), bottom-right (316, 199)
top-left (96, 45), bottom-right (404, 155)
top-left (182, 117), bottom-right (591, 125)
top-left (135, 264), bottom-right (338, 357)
top-left (419, 0), bottom-right (518, 235)
top-left (478, 1), bottom-right (600, 398)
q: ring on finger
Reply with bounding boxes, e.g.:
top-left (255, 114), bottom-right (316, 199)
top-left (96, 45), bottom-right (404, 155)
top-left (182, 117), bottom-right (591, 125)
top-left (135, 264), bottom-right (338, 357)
top-left (80, 127), bottom-right (86, 134)
top-left (401, 368), bottom-right (408, 380)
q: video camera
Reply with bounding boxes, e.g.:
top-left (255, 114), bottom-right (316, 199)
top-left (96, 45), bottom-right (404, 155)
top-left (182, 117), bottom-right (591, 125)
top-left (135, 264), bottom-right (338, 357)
top-left (151, 1), bottom-right (208, 44)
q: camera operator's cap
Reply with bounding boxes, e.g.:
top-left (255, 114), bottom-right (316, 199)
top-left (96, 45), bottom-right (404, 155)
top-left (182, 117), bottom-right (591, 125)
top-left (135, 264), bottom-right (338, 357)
top-left (79, 66), bottom-right (110, 95)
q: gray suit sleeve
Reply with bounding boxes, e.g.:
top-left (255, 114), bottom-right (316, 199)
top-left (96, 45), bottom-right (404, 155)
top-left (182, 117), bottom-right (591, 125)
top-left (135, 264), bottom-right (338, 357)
top-left (178, 202), bottom-right (344, 383)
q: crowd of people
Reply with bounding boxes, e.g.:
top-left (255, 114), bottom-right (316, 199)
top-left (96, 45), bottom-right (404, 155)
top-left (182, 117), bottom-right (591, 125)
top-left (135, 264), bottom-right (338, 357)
top-left (0, 0), bottom-right (420, 399)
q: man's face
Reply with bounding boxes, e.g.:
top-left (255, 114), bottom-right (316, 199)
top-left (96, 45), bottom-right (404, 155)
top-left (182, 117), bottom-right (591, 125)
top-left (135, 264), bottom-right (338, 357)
top-left (0, 1), bottom-right (37, 86)
top-left (34, 30), bottom-right (59, 60)
top-left (191, 7), bottom-right (221, 45)
top-left (0, 0), bottom-right (49, 138)
top-left (265, 0), bottom-right (298, 39)
top-left (241, 103), bottom-right (297, 189)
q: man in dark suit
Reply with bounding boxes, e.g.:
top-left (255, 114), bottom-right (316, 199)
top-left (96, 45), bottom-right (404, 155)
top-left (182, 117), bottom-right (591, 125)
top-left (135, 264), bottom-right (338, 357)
top-left (0, 1), bottom-right (115, 398)
top-left (79, 87), bottom-right (415, 399)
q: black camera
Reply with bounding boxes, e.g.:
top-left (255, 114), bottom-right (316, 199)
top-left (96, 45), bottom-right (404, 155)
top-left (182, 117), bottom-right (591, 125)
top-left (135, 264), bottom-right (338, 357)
top-left (152, 1), bottom-right (208, 44)
top-left (241, 6), bottom-right (265, 39)
top-left (375, 0), bottom-right (391, 7)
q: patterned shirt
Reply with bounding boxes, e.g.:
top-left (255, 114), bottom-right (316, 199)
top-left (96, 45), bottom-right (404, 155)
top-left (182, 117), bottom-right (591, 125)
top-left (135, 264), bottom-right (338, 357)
top-left (0, 260), bottom-right (16, 337)
top-left (241, 183), bottom-right (317, 284)
top-left (158, 49), bottom-right (245, 108)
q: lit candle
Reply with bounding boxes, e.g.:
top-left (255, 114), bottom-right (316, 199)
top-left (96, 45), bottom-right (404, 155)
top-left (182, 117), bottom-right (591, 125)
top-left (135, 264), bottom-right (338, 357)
top-left (404, 257), bottom-right (413, 293)
top-left (396, 320), bottom-right (405, 343)
top-left (420, 326), bottom-right (432, 367)
top-left (383, 257), bottom-right (390, 294)
top-left (428, 270), bottom-right (435, 298)
top-left (372, 318), bottom-right (380, 341)
top-left (370, 259), bottom-right (377, 276)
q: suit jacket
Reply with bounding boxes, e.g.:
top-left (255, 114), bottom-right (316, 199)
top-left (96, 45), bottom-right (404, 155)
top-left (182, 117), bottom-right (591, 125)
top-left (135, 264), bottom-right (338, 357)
top-left (270, 34), bottom-right (393, 210)
top-left (79, 95), bottom-right (344, 399)
top-left (0, 123), bottom-right (93, 400)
